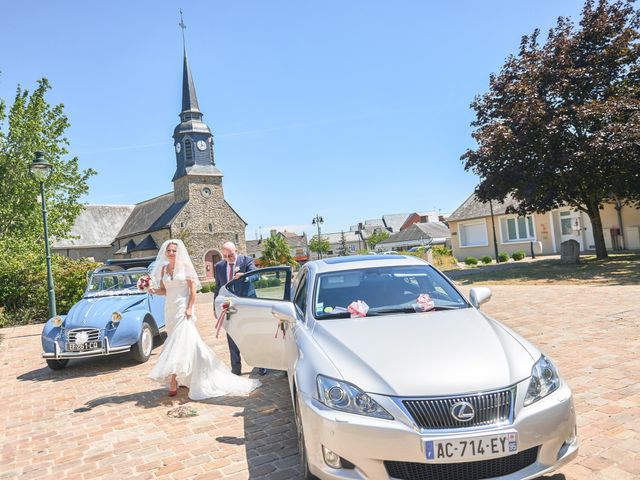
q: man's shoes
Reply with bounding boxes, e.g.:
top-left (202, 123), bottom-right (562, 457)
top-left (258, 368), bottom-right (268, 376)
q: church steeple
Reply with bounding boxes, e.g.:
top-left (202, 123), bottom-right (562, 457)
top-left (172, 11), bottom-right (220, 183)
top-left (181, 46), bottom-right (201, 119)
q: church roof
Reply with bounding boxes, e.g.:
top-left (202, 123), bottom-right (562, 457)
top-left (53, 205), bottom-right (135, 248)
top-left (116, 193), bottom-right (187, 240)
top-left (130, 235), bottom-right (159, 252)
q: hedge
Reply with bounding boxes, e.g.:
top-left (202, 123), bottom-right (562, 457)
top-left (0, 240), bottom-right (99, 327)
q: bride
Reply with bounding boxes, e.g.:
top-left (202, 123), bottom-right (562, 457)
top-left (148, 239), bottom-right (260, 400)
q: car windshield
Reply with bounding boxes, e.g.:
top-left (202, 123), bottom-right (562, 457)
top-left (313, 265), bottom-right (468, 319)
top-left (85, 271), bottom-right (149, 297)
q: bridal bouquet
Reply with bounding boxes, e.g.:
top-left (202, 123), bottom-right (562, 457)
top-left (137, 274), bottom-right (153, 292)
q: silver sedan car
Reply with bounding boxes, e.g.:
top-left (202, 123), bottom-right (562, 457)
top-left (215, 255), bottom-right (578, 480)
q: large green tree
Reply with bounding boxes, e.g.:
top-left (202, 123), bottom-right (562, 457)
top-left (0, 78), bottom-right (95, 242)
top-left (259, 233), bottom-right (296, 266)
top-left (461, 0), bottom-right (640, 259)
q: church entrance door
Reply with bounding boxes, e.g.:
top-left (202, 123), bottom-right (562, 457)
top-left (204, 250), bottom-right (221, 279)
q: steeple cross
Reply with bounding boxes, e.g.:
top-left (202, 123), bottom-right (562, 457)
top-left (179, 9), bottom-right (187, 46)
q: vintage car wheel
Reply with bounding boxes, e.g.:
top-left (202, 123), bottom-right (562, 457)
top-left (46, 359), bottom-right (69, 370)
top-left (295, 393), bottom-right (319, 480)
top-left (131, 321), bottom-right (154, 363)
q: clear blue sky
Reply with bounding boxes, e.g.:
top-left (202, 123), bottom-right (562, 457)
top-left (1, 0), bottom-right (585, 239)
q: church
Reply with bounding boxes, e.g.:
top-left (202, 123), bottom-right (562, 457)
top-left (53, 42), bottom-right (247, 281)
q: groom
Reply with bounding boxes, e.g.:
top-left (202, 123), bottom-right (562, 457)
top-left (213, 242), bottom-right (265, 376)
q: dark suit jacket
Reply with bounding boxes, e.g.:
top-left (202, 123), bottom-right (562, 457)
top-left (214, 254), bottom-right (257, 297)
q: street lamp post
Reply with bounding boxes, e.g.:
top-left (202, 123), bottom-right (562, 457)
top-left (312, 214), bottom-right (324, 259)
top-left (29, 151), bottom-right (56, 317)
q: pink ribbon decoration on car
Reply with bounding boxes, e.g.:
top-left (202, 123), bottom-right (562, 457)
top-left (275, 319), bottom-right (286, 339)
top-left (347, 300), bottom-right (369, 317)
top-left (416, 293), bottom-right (436, 312)
top-left (215, 301), bottom-right (232, 338)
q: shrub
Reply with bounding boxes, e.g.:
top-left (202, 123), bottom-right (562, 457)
top-left (254, 279), bottom-right (269, 289)
top-left (199, 281), bottom-right (215, 293)
top-left (498, 252), bottom-right (510, 263)
top-left (464, 256), bottom-right (478, 266)
top-left (481, 256), bottom-right (493, 264)
top-left (0, 238), bottom-right (99, 326)
top-left (512, 250), bottom-right (526, 261)
top-left (432, 245), bottom-right (452, 257)
top-left (267, 277), bottom-right (282, 287)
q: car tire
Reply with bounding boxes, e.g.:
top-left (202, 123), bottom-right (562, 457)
top-left (46, 359), bottom-right (69, 370)
top-left (295, 393), bottom-right (319, 480)
top-left (131, 321), bottom-right (154, 363)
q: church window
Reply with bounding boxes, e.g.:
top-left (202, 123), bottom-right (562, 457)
top-left (180, 222), bottom-right (185, 228)
top-left (208, 223), bottom-right (213, 232)
top-left (235, 234), bottom-right (239, 243)
top-left (184, 139), bottom-right (193, 163)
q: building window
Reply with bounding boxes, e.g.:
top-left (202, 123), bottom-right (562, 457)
top-left (208, 223), bottom-right (213, 232)
top-left (235, 234), bottom-right (239, 243)
top-left (458, 220), bottom-right (488, 247)
top-left (500, 216), bottom-right (535, 242)
top-left (180, 222), bottom-right (185, 228)
top-left (349, 244), bottom-right (356, 252)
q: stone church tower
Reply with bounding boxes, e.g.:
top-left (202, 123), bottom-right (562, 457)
top-left (170, 44), bottom-right (247, 278)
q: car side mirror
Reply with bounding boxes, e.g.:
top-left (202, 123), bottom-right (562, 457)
top-left (271, 302), bottom-right (297, 324)
top-left (469, 287), bottom-right (492, 309)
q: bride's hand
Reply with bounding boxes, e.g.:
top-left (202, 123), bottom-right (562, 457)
top-left (186, 307), bottom-right (193, 318)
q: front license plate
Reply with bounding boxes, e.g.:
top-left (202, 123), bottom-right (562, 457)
top-left (65, 341), bottom-right (101, 351)
top-left (425, 432), bottom-right (518, 463)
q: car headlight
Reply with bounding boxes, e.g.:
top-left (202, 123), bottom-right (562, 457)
top-left (317, 375), bottom-right (393, 420)
top-left (51, 316), bottom-right (63, 327)
top-left (111, 311), bottom-right (122, 324)
top-left (524, 355), bottom-right (560, 406)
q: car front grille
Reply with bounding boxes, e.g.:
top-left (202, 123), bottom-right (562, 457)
top-left (65, 328), bottom-right (102, 344)
top-left (384, 446), bottom-right (539, 480)
top-left (402, 388), bottom-right (513, 430)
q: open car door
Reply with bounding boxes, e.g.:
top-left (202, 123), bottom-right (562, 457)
top-left (214, 266), bottom-right (292, 370)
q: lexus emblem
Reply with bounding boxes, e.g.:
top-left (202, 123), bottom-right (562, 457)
top-left (451, 401), bottom-right (475, 422)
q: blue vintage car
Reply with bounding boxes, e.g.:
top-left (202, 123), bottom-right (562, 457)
top-left (41, 261), bottom-right (165, 370)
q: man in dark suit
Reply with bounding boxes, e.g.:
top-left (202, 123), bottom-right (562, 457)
top-left (214, 241), bottom-right (265, 375)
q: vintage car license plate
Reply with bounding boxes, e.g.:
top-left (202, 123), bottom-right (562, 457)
top-left (425, 432), bottom-right (518, 462)
top-left (65, 341), bottom-right (101, 351)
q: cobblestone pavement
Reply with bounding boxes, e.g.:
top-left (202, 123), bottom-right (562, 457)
top-left (1, 285), bottom-right (638, 479)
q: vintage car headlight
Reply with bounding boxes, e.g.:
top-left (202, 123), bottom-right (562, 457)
top-left (51, 316), bottom-right (63, 327)
top-left (524, 355), bottom-right (560, 406)
top-left (111, 311), bottom-right (122, 324)
top-left (317, 375), bottom-right (393, 420)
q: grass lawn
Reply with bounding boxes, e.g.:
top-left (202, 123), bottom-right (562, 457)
top-left (444, 253), bottom-right (640, 286)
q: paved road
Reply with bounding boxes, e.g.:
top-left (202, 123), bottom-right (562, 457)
top-left (1, 285), bottom-right (638, 479)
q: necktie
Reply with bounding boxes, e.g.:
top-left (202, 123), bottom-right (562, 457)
top-left (228, 263), bottom-right (234, 282)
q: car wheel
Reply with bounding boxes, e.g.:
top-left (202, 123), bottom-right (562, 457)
top-left (131, 321), bottom-right (153, 363)
top-left (46, 359), bottom-right (69, 370)
top-left (295, 394), bottom-right (319, 480)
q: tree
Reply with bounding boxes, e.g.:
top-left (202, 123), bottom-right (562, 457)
top-left (367, 230), bottom-right (390, 250)
top-left (309, 235), bottom-right (330, 259)
top-left (337, 230), bottom-right (349, 256)
top-left (461, 0), bottom-right (640, 260)
top-left (0, 78), bottom-right (95, 242)
top-left (259, 233), bottom-right (296, 266)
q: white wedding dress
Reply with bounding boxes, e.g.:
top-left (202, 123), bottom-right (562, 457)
top-left (149, 274), bottom-right (260, 400)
